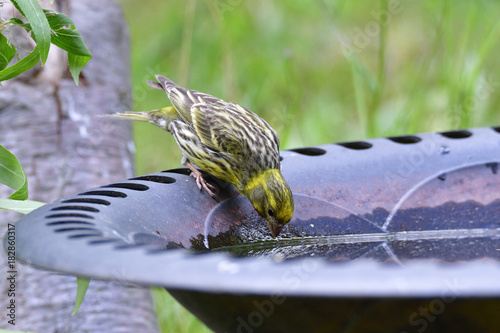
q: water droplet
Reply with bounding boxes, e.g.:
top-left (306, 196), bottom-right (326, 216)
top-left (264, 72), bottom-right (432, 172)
top-left (440, 145), bottom-right (450, 155)
top-left (217, 260), bottom-right (239, 274)
top-left (273, 253), bottom-right (285, 262)
top-left (486, 162), bottom-right (498, 174)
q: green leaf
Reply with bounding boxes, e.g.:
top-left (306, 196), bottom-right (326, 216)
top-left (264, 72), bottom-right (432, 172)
top-left (0, 34), bottom-right (16, 71)
top-left (2, 12), bottom-right (91, 85)
top-left (0, 46), bottom-right (40, 81)
top-left (44, 9), bottom-right (75, 31)
top-left (68, 53), bottom-right (91, 86)
top-left (51, 26), bottom-right (92, 57)
top-left (5, 17), bottom-right (31, 30)
top-left (0, 199), bottom-right (44, 214)
top-left (0, 45), bottom-right (40, 82)
top-left (11, 0), bottom-right (51, 65)
top-left (0, 145), bottom-right (28, 200)
top-left (72, 277), bottom-right (90, 316)
top-left (44, 10), bottom-right (92, 85)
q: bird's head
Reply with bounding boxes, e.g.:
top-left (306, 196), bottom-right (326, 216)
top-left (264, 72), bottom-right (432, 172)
top-left (243, 169), bottom-right (295, 238)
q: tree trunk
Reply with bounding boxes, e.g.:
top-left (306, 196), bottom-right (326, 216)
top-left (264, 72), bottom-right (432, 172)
top-left (0, 0), bottom-right (159, 331)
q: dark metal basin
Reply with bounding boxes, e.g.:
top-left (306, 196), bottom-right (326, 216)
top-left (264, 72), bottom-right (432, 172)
top-left (7, 127), bottom-right (500, 332)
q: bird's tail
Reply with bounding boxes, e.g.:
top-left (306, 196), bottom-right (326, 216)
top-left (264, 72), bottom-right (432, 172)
top-left (109, 111), bottom-right (152, 122)
top-left (108, 106), bottom-right (178, 130)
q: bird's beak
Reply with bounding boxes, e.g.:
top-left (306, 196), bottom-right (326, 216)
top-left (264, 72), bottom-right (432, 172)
top-left (268, 224), bottom-right (284, 238)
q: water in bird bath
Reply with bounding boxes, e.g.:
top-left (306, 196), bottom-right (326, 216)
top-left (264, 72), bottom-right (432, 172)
top-left (183, 200), bottom-right (500, 266)
top-left (180, 161), bottom-right (500, 263)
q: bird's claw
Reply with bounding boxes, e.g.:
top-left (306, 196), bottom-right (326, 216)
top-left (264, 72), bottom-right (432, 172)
top-left (184, 160), bottom-right (218, 200)
top-left (190, 171), bottom-right (217, 199)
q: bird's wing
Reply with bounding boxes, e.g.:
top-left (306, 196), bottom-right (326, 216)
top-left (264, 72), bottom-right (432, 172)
top-left (153, 75), bottom-right (193, 123)
top-left (153, 75), bottom-right (279, 158)
top-left (191, 104), bottom-right (243, 155)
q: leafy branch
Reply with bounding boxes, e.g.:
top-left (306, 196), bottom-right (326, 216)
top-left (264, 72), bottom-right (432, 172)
top-left (0, 0), bottom-right (92, 85)
top-left (1, 0), bottom-right (91, 211)
top-left (0, 145), bottom-right (44, 213)
top-left (1, 1), bottom-right (94, 313)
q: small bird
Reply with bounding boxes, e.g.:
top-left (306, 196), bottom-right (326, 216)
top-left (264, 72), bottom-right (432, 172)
top-left (112, 75), bottom-right (294, 238)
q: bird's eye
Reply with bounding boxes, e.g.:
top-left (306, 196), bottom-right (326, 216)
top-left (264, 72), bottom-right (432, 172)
top-left (268, 209), bottom-right (274, 217)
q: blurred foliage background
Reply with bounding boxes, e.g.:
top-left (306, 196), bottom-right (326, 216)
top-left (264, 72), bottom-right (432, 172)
top-left (116, 0), bottom-right (500, 331)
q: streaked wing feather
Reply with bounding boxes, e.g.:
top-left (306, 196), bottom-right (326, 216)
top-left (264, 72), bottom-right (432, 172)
top-left (195, 104), bottom-right (244, 155)
top-left (191, 105), bottom-right (218, 151)
top-left (212, 125), bottom-right (243, 155)
top-left (152, 75), bottom-right (193, 123)
top-left (168, 86), bottom-right (194, 123)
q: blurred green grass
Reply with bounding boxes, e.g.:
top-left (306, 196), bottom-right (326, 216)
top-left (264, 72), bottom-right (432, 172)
top-left (117, 1), bottom-right (500, 332)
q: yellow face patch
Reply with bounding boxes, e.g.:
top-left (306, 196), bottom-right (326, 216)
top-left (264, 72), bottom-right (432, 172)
top-left (244, 169), bottom-right (294, 226)
top-left (244, 169), bottom-right (281, 193)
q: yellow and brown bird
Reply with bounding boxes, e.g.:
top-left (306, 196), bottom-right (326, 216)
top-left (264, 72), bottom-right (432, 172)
top-left (113, 75), bottom-right (294, 237)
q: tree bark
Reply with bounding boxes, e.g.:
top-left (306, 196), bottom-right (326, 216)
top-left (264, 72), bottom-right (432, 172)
top-left (0, 0), bottom-right (159, 331)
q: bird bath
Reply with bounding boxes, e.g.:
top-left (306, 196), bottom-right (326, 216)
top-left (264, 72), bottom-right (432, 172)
top-left (7, 127), bottom-right (500, 332)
